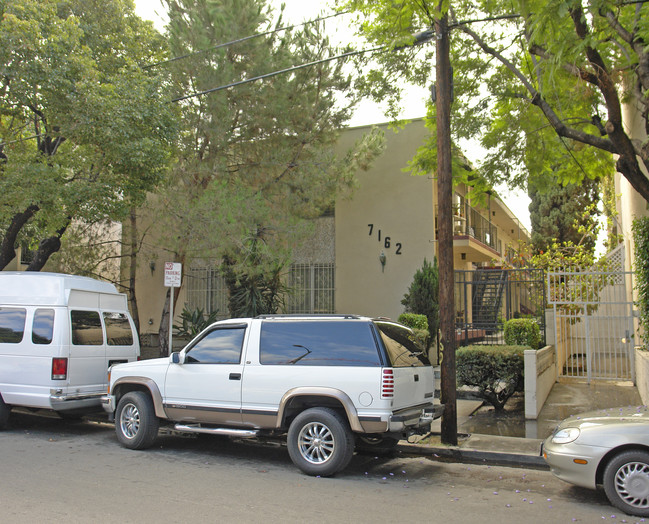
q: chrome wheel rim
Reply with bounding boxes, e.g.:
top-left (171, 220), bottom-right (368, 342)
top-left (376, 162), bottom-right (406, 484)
top-left (119, 402), bottom-right (140, 440)
top-left (615, 461), bottom-right (649, 508)
top-left (297, 422), bottom-right (335, 465)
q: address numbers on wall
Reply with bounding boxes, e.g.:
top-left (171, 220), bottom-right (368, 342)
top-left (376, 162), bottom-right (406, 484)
top-left (368, 224), bottom-right (402, 254)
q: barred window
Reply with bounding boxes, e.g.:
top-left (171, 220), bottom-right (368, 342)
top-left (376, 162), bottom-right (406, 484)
top-left (184, 266), bottom-right (229, 319)
top-left (287, 263), bottom-right (334, 314)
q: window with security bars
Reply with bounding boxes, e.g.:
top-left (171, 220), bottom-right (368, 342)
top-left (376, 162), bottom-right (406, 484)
top-left (184, 267), bottom-right (229, 319)
top-left (287, 264), bottom-right (335, 314)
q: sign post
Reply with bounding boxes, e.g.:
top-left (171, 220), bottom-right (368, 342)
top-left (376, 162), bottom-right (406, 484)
top-left (164, 262), bottom-right (182, 355)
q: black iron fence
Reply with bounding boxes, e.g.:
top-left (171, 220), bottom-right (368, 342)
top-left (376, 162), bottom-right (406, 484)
top-left (454, 268), bottom-right (546, 347)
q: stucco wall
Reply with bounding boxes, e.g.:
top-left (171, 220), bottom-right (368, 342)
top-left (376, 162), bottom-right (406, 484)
top-left (524, 345), bottom-right (557, 419)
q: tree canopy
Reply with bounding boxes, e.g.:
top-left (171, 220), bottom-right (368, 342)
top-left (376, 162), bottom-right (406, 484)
top-left (341, 0), bottom-right (646, 203)
top-left (0, 0), bottom-right (176, 272)
top-left (148, 0), bottom-right (383, 323)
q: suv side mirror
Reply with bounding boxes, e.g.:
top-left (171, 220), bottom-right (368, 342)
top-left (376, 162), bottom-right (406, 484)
top-left (170, 352), bottom-right (182, 364)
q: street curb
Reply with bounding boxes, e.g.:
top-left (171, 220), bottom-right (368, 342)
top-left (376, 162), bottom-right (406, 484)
top-left (396, 443), bottom-right (549, 470)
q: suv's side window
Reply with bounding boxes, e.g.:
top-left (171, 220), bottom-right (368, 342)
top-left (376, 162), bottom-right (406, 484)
top-left (260, 321), bottom-right (381, 366)
top-left (0, 307), bottom-right (26, 344)
top-left (185, 327), bottom-right (245, 364)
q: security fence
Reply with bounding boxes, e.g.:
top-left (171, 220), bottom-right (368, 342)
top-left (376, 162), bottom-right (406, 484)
top-left (454, 268), bottom-right (546, 347)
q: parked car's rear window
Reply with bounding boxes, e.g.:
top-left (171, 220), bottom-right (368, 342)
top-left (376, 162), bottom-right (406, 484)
top-left (374, 321), bottom-right (430, 367)
top-left (0, 307), bottom-right (26, 344)
top-left (260, 321), bottom-right (381, 366)
top-left (71, 310), bottom-right (103, 345)
top-left (104, 312), bottom-right (134, 346)
top-left (32, 308), bottom-right (54, 345)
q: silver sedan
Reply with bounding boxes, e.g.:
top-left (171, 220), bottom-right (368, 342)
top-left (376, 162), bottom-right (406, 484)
top-left (543, 406), bottom-right (649, 517)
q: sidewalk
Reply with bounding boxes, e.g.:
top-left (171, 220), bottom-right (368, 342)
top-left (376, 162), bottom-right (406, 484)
top-left (399, 380), bottom-right (644, 470)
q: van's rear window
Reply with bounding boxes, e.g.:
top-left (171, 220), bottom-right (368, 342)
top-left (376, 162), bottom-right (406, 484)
top-left (104, 312), bottom-right (134, 346)
top-left (33, 309), bottom-right (54, 345)
top-left (374, 321), bottom-right (431, 367)
top-left (260, 321), bottom-right (381, 366)
top-left (0, 308), bottom-right (26, 344)
top-left (71, 310), bottom-right (103, 345)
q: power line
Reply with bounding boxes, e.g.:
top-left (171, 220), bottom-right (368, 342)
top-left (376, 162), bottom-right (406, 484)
top-left (171, 45), bottom-right (386, 102)
top-left (143, 10), bottom-right (350, 70)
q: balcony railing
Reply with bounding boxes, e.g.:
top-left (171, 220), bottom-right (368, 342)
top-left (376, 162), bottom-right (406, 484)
top-left (436, 194), bottom-right (498, 252)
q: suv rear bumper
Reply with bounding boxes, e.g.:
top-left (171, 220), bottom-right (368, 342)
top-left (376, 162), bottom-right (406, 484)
top-left (386, 402), bottom-right (442, 432)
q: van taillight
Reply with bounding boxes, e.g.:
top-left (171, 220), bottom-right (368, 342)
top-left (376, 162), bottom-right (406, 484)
top-left (52, 358), bottom-right (67, 380)
top-left (381, 368), bottom-right (394, 399)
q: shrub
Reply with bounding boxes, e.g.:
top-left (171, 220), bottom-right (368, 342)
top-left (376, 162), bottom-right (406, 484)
top-left (504, 318), bottom-right (541, 349)
top-left (634, 217), bottom-right (649, 349)
top-left (173, 307), bottom-right (220, 338)
top-left (401, 258), bottom-right (439, 344)
top-left (398, 313), bottom-right (429, 350)
top-left (456, 345), bottom-right (525, 410)
top-left (398, 313), bottom-right (428, 331)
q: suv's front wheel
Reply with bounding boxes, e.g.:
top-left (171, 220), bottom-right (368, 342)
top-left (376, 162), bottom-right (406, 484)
top-left (287, 407), bottom-right (354, 476)
top-left (115, 391), bottom-right (159, 450)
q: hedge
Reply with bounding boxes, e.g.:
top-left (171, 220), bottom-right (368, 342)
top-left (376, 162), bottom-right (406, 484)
top-left (456, 344), bottom-right (525, 410)
top-left (504, 318), bottom-right (541, 349)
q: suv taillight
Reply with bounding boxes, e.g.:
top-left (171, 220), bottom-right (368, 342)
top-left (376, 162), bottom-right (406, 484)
top-left (52, 358), bottom-right (68, 380)
top-left (381, 368), bottom-right (394, 399)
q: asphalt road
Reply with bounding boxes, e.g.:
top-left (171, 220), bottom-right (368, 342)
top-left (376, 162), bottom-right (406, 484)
top-left (0, 411), bottom-right (636, 523)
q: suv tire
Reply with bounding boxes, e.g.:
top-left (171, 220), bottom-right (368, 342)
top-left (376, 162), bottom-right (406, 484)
top-left (355, 434), bottom-right (399, 456)
top-left (287, 407), bottom-right (354, 477)
top-left (115, 391), bottom-right (159, 450)
top-left (0, 394), bottom-right (10, 430)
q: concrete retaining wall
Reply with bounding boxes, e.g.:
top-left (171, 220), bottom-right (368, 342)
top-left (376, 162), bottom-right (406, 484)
top-left (525, 345), bottom-right (557, 419)
top-left (636, 349), bottom-right (649, 405)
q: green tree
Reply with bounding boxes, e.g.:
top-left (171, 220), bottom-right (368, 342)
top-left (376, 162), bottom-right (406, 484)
top-left (529, 177), bottom-right (600, 255)
top-left (401, 258), bottom-right (440, 347)
top-left (151, 0), bottom-right (383, 353)
top-left (341, 0), bottom-right (645, 204)
top-left (0, 0), bottom-right (176, 277)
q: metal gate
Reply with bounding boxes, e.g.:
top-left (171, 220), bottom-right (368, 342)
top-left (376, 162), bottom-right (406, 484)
top-left (548, 246), bottom-right (635, 381)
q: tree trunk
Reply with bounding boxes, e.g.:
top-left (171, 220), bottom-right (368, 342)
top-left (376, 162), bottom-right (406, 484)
top-left (26, 222), bottom-right (69, 271)
top-left (158, 288), bottom-right (170, 357)
top-left (127, 208), bottom-right (141, 335)
top-left (0, 205), bottom-right (39, 270)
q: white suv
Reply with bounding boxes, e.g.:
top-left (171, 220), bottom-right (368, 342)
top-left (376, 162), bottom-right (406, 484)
top-left (102, 315), bottom-right (440, 476)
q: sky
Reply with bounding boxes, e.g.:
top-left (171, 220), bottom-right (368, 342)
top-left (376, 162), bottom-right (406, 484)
top-left (133, 0), bottom-right (532, 231)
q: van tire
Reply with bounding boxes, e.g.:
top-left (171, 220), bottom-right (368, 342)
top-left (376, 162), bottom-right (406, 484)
top-left (115, 391), bottom-right (159, 449)
top-left (0, 395), bottom-right (10, 429)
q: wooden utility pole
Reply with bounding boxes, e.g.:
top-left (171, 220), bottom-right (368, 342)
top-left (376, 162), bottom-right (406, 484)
top-left (435, 4), bottom-right (458, 445)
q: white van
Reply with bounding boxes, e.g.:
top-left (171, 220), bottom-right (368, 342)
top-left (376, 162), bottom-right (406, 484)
top-left (0, 272), bottom-right (140, 428)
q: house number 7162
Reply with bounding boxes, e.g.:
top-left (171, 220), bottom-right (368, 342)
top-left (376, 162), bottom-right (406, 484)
top-left (368, 224), bottom-right (402, 254)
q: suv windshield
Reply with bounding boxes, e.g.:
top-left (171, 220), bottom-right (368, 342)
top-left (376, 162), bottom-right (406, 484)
top-left (374, 321), bottom-right (430, 367)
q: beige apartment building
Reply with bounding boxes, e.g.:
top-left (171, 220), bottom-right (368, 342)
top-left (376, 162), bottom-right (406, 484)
top-left (6, 119), bottom-right (530, 340)
top-left (129, 119), bottom-right (529, 336)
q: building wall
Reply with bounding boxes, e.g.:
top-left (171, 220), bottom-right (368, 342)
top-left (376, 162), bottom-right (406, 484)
top-left (334, 120), bottom-right (436, 320)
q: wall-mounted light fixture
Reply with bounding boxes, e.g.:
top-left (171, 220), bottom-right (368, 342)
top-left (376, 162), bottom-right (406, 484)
top-left (149, 261), bottom-right (156, 274)
top-left (379, 251), bottom-right (387, 272)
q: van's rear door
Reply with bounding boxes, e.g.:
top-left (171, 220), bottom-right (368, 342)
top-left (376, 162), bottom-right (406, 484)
top-left (373, 320), bottom-right (434, 411)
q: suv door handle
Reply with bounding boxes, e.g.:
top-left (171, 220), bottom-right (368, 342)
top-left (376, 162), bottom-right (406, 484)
top-left (229, 373), bottom-right (242, 380)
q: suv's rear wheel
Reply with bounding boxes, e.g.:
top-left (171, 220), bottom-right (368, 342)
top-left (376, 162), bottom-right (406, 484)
top-left (0, 394), bottom-right (10, 430)
top-left (115, 391), bottom-right (159, 450)
top-left (287, 407), bottom-right (354, 476)
top-left (355, 434), bottom-right (400, 456)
